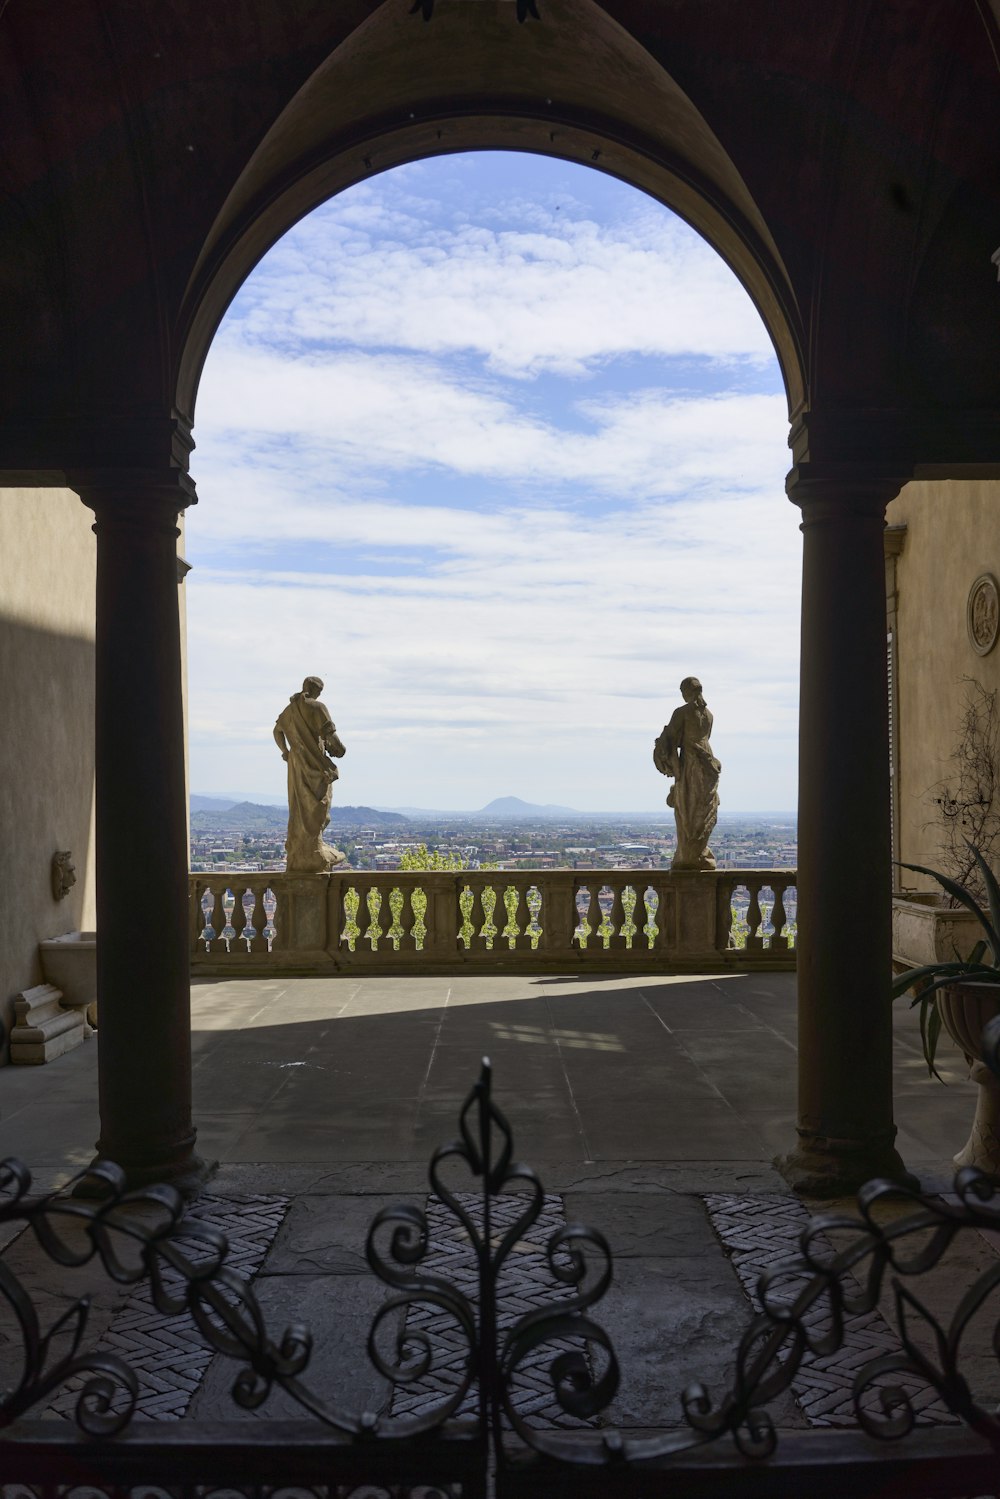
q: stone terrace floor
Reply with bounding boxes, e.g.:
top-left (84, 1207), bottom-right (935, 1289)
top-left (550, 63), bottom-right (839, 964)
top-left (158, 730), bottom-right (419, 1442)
top-left (0, 971), bottom-right (995, 1432)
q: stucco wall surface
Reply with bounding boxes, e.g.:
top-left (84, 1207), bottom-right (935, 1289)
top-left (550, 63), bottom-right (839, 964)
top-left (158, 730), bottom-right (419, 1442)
top-left (0, 488), bottom-right (96, 1062)
top-left (887, 479), bottom-right (1000, 890)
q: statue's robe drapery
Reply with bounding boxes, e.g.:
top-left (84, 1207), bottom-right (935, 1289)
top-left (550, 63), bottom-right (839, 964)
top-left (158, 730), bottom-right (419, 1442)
top-left (654, 703), bottom-right (720, 870)
top-left (275, 692), bottom-right (346, 872)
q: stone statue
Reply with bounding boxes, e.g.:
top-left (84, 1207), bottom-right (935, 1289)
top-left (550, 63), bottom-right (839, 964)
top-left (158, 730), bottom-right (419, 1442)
top-left (273, 676), bottom-right (347, 873)
top-left (654, 676), bottom-right (721, 870)
top-left (51, 850), bottom-right (76, 901)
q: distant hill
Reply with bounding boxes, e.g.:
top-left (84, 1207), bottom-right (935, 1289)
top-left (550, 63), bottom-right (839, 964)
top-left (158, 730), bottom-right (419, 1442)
top-left (190, 794), bottom-right (238, 812)
top-left (478, 796), bottom-right (579, 818)
top-left (191, 792), bottom-right (285, 811)
top-left (192, 801), bottom-right (410, 832)
top-left (190, 801), bottom-right (286, 832)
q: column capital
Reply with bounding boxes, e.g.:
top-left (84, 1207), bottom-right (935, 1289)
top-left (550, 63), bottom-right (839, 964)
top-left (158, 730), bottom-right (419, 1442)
top-left (786, 462), bottom-right (906, 524)
top-left (74, 469), bottom-right (198, 537)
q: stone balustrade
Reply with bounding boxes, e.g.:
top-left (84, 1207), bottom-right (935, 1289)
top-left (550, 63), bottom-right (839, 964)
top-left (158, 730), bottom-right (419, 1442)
top-left (189, 868), bottom-right (796, 976)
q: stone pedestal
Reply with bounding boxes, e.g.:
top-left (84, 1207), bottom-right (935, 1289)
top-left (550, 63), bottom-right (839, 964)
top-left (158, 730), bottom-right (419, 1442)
top-left (39, 930), bottom-right (98, 1030)
top-left (671, 872), bottom-right (717, 961)
top-left (10, 984), bottom-right (86, 1063)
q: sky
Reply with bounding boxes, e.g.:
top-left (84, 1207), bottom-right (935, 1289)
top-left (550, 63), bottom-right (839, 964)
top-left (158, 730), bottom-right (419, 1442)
top-left (186, 152), bottom-right (801, 813)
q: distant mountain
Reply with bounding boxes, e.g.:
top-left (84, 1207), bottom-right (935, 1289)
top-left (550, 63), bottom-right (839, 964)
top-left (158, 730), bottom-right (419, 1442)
top-left (190, 801), bottom-right (286, 832)
top-left (478, 796), bottom-right (579, 818)
top-left (191, 792), bottom-right (285, 810)
top-left (190, 794), bottom-right (238, 812)
top-left (191, 801), bottom-right (410, 832)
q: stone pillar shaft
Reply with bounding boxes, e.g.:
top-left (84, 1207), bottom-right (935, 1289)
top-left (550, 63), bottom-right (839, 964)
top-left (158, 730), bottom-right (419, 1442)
top-left (784, 468), bottom-right (913, 1194)
top-left (81, 477), bottom-right (206, 1191)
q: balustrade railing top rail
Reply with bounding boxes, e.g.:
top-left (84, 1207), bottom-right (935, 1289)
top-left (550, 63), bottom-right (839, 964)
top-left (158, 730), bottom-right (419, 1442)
top-left (189, 867), bottom-right (796, 977)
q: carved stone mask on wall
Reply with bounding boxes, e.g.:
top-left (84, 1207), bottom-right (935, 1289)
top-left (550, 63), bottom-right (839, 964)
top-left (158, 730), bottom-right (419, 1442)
top-left (51, 851), bottom-right (76, 901)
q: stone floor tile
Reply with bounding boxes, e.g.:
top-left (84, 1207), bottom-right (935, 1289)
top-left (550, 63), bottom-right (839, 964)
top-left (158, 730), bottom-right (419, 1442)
top-left (189, 1271), bottom-right (391, 1423)
top-left (264, 1193), bottom-right (396, 1275)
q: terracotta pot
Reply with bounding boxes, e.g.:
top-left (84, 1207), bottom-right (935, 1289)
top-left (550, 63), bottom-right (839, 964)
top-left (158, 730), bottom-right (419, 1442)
top-left (937, 980), bottom-right (1000, 1178)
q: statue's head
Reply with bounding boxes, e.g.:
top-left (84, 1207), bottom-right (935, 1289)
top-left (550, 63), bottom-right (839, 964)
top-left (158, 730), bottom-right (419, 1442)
top-left (680, 676), bottom-right (705, 706)
top-left (302, 676), bottom-right (324, 698)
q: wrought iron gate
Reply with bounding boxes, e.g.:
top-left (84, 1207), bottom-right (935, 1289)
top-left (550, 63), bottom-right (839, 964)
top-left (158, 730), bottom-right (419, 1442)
top-left (3, 1059), bottom-right (1000, 1497)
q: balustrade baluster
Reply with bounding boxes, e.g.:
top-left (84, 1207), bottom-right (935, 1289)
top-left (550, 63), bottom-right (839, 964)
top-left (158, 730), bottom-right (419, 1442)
top-left (198, 885), bottom-right (217, 952)
top-left (477, 882), bottom-right (497, 951)
top-left (408, 882), bottom-right (427, 951)
top-left (220, 888), bottom-right (237, 953)
top-left (364, 885), bottom-right (384, 952)
top-left (586, 879), bottom-right (604, 951)
top-left (341, 884), bottom-right (361, 953)
top-left (387, 886), bottom-right (405, 951)
top-left (263, 885), bottom-right (278, 951)
top-left (525, 883), bottom-right (543, 949)
top-left (607, 879), bottom-right (627, 950)
top-left (571, 879), bottom-right (588, 949)
top-left (642, 884), bottom-right (658, 950)
top-left (727, 882), bottom-right (747, 950)
top-left (453, 881), bottom-right (470, 951)
top-left (239, 887), bottom-right (257, 952)
top-left (502, 883), bottom-right (522, 950)
top-left (771, 884), bottom-right (788, 952)
top-left (746, 880), bottom-right (764, 951)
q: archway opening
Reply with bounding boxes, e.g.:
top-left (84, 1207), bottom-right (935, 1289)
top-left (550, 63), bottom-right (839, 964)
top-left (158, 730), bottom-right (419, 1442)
top-left (186, 151), bottom-right (798, 851)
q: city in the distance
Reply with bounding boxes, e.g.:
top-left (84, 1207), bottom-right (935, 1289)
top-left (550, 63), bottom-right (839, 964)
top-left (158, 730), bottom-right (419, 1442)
top-left (190, 795), bottom-right (796, 874)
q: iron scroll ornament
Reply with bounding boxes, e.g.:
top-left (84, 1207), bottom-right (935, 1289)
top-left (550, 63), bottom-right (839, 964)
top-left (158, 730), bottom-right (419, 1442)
top-left (367, 1058), bottom-right (621, 1449)
top-left (5, 1065), bottom-right (1000, 1466)
top-left (0, 1157), bottom-right (366, 1438)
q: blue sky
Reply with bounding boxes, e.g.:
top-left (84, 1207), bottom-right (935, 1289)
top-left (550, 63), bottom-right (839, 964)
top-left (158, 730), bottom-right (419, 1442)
top-left (186, 152), bottom-right (800, 812)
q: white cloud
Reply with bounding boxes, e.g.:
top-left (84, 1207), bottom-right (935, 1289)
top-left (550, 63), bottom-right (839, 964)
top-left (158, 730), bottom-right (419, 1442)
top-left (186, 478), bottom-right (800, 809)
top-left (196, 345), bottom-right (786, 498)
top-left (221, 189), bottom-right (775, 379)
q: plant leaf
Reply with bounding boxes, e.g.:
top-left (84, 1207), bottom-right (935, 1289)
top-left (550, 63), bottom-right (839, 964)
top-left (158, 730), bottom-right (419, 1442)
top-left (924, 1000), bottom-right (944, 1080)
top-left (892, 961), bottom-right (989, 997)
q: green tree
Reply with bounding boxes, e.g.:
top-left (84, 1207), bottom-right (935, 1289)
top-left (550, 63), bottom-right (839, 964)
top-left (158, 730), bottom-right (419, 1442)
top-left (398, 843), bottom-right (469, 871)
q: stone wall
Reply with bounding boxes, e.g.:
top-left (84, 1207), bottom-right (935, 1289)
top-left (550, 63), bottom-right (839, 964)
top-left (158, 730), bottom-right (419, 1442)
top-left (887, 479), bottom-right (1000, 891)
top-left (0, 488), bottom-right (97, 1063)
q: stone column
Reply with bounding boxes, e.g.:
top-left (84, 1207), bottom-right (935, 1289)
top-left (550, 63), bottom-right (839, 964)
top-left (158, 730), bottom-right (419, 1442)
top-left (79, 474), bottom-right (208, 1193)
top-left (780, 467), bottom-right (915, 1195)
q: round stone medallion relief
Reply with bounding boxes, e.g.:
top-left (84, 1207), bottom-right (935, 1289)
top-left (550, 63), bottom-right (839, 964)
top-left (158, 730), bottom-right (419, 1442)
top-left (968, 573), bottom-right (1000, 656)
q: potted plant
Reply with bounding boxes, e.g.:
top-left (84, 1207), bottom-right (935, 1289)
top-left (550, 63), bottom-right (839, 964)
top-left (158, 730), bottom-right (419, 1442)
top-left (893, 846), bottom-right (1000, 1176)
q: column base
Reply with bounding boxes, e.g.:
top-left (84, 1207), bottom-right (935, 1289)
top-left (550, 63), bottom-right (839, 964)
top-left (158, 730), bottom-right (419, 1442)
top-left (776, 1130), bottom-right (919, 1198)
top-left (73, 1148), bottom-right (217, 1201)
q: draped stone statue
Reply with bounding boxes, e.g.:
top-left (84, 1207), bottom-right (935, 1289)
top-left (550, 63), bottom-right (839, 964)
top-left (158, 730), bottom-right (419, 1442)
top-left (654, 676), bottom-right (721, 870)
top-left (273, 676), bottom-right (347, 873)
